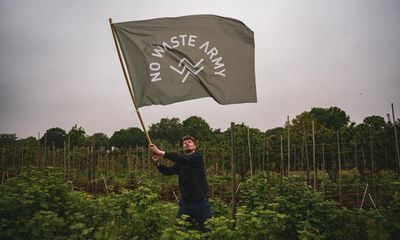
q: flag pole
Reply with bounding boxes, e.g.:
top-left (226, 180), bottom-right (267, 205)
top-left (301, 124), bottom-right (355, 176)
top-left (108, 18), bottom-right (152, 145)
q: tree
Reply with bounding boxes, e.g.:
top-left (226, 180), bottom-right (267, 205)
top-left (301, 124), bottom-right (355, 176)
top-left (357, 116), bottom-right (387, 170)
top-left (148, 118), bottom-right (183, 145)
top-left (40, 128), bottom-right (66, 149)
top-left (87, 133), bottom-right (109, 149)
top-left (0, 134), bottom-right (17, 146)
top-left (110, 127), bottom-right (146, 148)
top-left (264, 127), bottom-right (284, 174)
top-left (310, 107), bottom-right (350, 131)
top-left (18, 136), bottom-right (38, 148)
top-left (68, 124), bottom-right (86, 148)
top-left (223, 123), bottom-right (264, 179)
top-left (363, 115), bottom-right (386, 130)
top-left (182, 116), bottom-right (212, 141)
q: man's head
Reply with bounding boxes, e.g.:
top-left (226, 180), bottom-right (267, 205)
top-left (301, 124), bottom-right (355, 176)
top-left (182, 135), bottom-right (196, 154)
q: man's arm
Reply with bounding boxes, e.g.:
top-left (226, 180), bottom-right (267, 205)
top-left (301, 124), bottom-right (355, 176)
top-left (151, 153), bottom-right (178, 175)
top-left (157, 163), bottom-right (178, 176)
top-left (164, 152), bottom-right (203, 166)
top-left (149, 144), bottom-right (202, 166)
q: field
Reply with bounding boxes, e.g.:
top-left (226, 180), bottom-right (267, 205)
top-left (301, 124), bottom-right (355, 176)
top-left (1, 109), bottom-right (400, 239)
top-left (0, 144), bottom-right (399, 239)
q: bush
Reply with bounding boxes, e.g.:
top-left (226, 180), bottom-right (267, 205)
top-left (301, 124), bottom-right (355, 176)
top-left (94, 186), bottom-right (176, 239)
top-left (1, 169), bottom-right (397, 239)
top-left (0, 169), bottom-right (70, 239)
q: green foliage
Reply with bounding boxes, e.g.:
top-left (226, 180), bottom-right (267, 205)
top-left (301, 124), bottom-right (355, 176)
top-left (95, 187), bottom-right (176, 240)
top-left (363, 115), bottom-right (386, 130)
top-left (0, 133), bottom-right (18, 145)
top-left (274, 180), bottom-right (348, 239)
top-left (160, 215), bottom-right (203, 240)
top-left (27, 211), bottom-right (65, 240)
top-left (310, 106), bottom-right (350, 131)
top-left (149, 117), bottom-right (184, 145)
top-left (18, 136), bottom-right (38, 147)
top-left (1, 169), bottom-right (399, 239)
top-left (64, 190), bottom-right (96, 239)
top-left (238, 172), bottom-right (269, 209)
top-left (0, 169), bottom-right (173, 240)
top-left (182, 116), bottom-right (212, 141)
top-left (110, 127), bottom-right (146, 148)
top-left (238, 173), bottom-right (369, 240)
top-left (204, 216), bottom-right (235, 240)
top-left (68, 124), bottom-right (87, 148)
top-left (0, 169), bottom-right (70, 239)
top-left (235, 206), bottom-right (286, 240)
top-left (41, 127), bottom-right (67, 148)
top-left (209, 197), bottom-right (228, 217)
top-left (382, 190), bottom-right (400, 238)
top-left (88, 132), bottom-right (109, 149)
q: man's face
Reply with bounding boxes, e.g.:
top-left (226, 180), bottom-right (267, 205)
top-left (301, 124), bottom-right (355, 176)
top-left (183, 139), bottom-right (196, 153)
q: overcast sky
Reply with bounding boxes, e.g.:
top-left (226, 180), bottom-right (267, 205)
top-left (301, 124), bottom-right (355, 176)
top-left (1, 0), bottom-right (399, 138)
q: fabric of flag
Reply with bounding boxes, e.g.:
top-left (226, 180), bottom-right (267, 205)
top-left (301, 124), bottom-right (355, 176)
top-left (112, 15), bottom-right (257, 107)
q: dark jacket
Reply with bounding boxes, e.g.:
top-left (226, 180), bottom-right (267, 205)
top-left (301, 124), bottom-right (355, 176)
top-left (157, 151), bottom-right (208, 201)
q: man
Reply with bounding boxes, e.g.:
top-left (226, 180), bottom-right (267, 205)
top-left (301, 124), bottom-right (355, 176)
top-left (149, 135), bottom-right (212, 232)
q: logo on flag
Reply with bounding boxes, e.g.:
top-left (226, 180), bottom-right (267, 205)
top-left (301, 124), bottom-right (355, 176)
top-left (169, 58), bottom-right (204, 83)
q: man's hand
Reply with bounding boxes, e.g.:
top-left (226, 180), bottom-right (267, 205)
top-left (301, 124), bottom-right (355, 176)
top-left (149, 144), bottom-right (165, 157)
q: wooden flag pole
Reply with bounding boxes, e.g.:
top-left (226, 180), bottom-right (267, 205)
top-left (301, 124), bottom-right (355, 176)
top-left (108, 18), bottom-right (152, 145)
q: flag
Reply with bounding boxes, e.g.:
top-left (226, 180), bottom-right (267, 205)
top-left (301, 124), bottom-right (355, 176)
top-left (112, 14), bottom-right (257, 107)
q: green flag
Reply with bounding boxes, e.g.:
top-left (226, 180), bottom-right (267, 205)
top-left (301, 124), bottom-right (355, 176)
top-left (112, 15), bottom-right (257, 107)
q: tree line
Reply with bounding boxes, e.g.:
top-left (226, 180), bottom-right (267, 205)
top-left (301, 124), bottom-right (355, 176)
top-left (1, 106), bottom-right (399, 177)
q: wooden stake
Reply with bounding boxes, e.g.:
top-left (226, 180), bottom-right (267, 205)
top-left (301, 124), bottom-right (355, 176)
top-left (355, 142), bottom-right (358, 173)
top-left (355, 141), bottom-right (360, 207)
top-left (280, 136), bottom-right (284, 179)
top-left (301, 139), bottom-right (304, 171)
top-left (52, 142), bottom-right (55, 169)
top-left (37, 132), bottom-right (40, 170)
top-left (91, 141), bottom-right (96, 195)
top-left (303, 123), bottom-right (310, 184)
top-left (362, 144), bottom-right (367, 176)
top-left (68, 135), bottom-right (71, 180)
top-left (86, 147), bottom-right (90, 189)
top-left (322, 143), bottom-right (325, 172)
top-left (287, 115), bottom-right (291, 177)
top-left (391, 103), bottom-right (400, 176)
top-left (172, 190), bottom-right (179, 202)
top-left (230, 122), bottom-right (237, 226)
top-left (63, 141), bottom-right (66, 178)
top-left (108, 18), bottom-right (152, 145)
top-left (337, 131), bottom-right (342, 205)
top-left (368, 193), bottom-right (377, 209)
top-left (241, 146), bottom-right (245, 181)
top-left (103, 176), bottom-right (109, 194)
top-left (262, 139), bottom-right (265, 172)
top-left (247, 126), bottom-right (253, 177)
top-left (385, 147), bottom-right (388, 170)
top-left (312, 121), bottom-right (316, 190)
top-left (264, 138), bottom-right (270, 176)
top-left (43, 132), bottom-right (47, 170)
top-left (294, 146), bottom-right (297, 171)
top-left (360, 183), bottom-right (368, 209)
top-left (1, 146), bottom-right (4, 173)
top-left (369, 129), bottom-right (377, 201)
top-left (20, 144), bottom-right (24, 174)
top-left (12, 145), bottom-right (16, 175)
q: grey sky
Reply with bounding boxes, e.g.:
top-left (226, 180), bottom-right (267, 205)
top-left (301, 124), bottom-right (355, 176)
top-left (1, 0), bottom-right (399, 138)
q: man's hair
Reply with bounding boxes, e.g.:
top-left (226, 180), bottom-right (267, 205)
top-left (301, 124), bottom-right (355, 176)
top-left (182, 135), bottom-right (196, 143)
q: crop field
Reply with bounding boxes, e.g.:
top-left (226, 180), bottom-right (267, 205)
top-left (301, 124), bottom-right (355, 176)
top-left (1, 109), bottom-right (400, 239)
